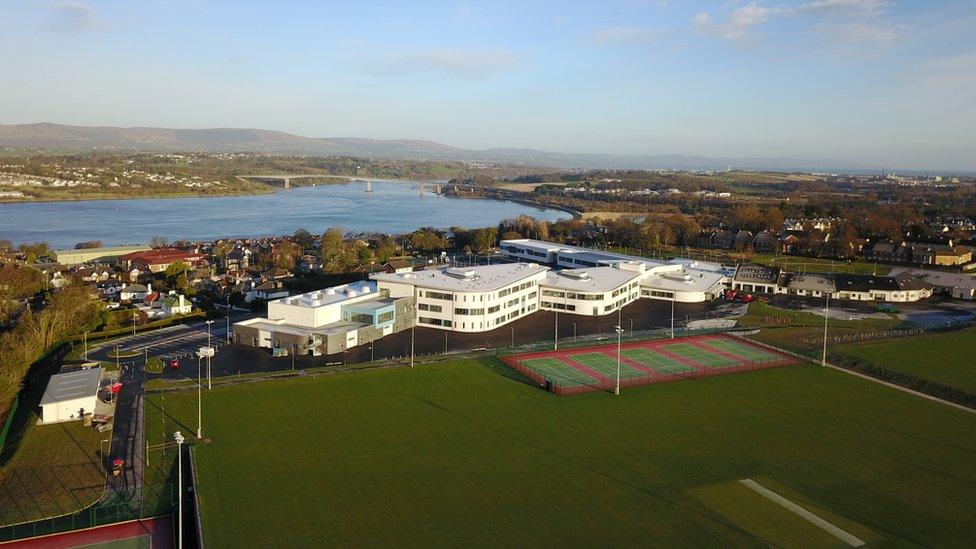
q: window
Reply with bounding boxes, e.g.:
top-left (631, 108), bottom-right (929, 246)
top-left (418, 303), bottom-right (443, 313)
top-left (377, 311), bottom-right (394, 324)
top-left (419, 317), bottom-right (452, 327)
top-left (488, 304), bottom-right (500, 313)
top-left (454, 308), bottom-right (485, 315)
top-left (542, 289), bottom-right (565, 298)
top-left (425, 291), bottom-right (453, 301)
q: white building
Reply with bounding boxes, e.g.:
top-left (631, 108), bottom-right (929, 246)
top-left (500, 239), bottom-right (730, 303)
top-left (39, 367), bottom-right (102, 423)
top-left (371, 263), bottom-right (549, 332)
top-left (539, 265), bottom-right (641, 315)
top-left (234, 280), bottom-right (413, 356)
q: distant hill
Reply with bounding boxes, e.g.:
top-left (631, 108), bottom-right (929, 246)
top-left (0, 122), bottom-right (877, 173)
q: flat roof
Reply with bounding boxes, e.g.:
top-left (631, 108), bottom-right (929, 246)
top-left (734, 264), bottom-right (780, 283)
top-left (640, 268), bottom-right (727, 293)
top-left (235, 318), bottom-right (365, 337)
top-left (40, 367), bottom-right (101, 405)
top-left (781, 273), bottom-right (836, 292)
top-left (372, 263), bottom-right (549, 292)
top-left (894, 268), bottom-right (976, 291)
top-left (273, 280), bottom-right (378, 309)
top-left (541, 267), bottom-right (639, 292)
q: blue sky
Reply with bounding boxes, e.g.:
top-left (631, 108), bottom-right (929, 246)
top-left (1, 1), bottom-right (974, 170)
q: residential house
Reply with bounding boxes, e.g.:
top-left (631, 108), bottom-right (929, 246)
top-left (162, 292), bottom-right (193, 315)
top-left (247, 280), bottom-right (289, 302)
top-left (119, 283), bottom-right (152, 302)
top-left (383, 260), bottom-right (415, 274)
top-left (120, 248), bottom-right (206, 273)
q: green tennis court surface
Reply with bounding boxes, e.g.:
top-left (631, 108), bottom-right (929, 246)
top-left (568, 352), bottom-right (645, 379)
top-left (621, 348), bottom-right (695, 374)
top-left (701, 339), bottom-right (782, 361)
top-left (662, 343), bottom-right (736, 369)
top-left (521, 357), bottom-right (596, 385)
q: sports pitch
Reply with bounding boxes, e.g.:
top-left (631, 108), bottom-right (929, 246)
top-left (145, 356), bottom-right (976, 547)
top-left (502, 333), bottom-right (795, 394)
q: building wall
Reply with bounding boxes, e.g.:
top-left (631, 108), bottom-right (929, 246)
top-left (540, 280), bottom-right (639, 316)
top-left (41, 396), bottom-right (98, 423)
top-left (396, 271), bottom-right (547, 333)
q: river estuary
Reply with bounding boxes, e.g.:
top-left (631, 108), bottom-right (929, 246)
top-left (0, 180), bottom-right (572, 248)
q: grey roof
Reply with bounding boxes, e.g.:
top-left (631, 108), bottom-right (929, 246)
top-left (372, 263), bottom-right (549, 292)
top-left (541, 267), bottom-right (639, 292)
top-left (40, 367), bottom-right (102, 405)
top-left (781, 273), bottom-right (836, 293)
top-left (734, 264), bottom-right (780, 284)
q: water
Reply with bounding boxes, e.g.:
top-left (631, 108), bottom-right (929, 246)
top-left (0, 181), bottom-right (571, 248)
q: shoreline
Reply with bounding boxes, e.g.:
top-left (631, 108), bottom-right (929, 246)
top-left (0, 177), bottom-right (442, 205)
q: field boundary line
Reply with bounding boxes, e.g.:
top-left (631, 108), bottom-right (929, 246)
top-left (739, 478), bottom-right (865, 547)
top-left (736, 335), bottom-right (976, 415)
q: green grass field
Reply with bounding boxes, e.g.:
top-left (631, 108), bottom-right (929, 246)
top-left (145, 357), bottom-right (976, 547)
top-left (838, 327), bottom-right (976, 394)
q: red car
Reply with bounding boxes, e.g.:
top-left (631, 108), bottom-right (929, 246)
top-left (169, 358), bottom-right (180, 369)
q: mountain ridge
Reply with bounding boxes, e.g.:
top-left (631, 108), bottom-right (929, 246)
top-left (0, 122), bottom-right (879, 173)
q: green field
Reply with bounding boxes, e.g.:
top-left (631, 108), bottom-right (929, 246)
top-left (838, 327), bottom-right (976, 394)
top-left (145, 358), bottom-right (976, 547)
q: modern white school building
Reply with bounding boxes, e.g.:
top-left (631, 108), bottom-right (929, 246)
top-left (499, 239), bottom-right (731, 303)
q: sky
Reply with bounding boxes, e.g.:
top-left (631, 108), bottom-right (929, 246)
top-left (1, 0), bottom-right (974, 171)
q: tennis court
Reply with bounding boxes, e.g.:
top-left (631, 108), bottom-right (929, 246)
top-left (501, 333), bottom-right (797, 395)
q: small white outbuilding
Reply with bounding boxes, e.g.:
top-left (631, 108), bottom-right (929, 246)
top-left (39, 367), bottom-right (102, 424)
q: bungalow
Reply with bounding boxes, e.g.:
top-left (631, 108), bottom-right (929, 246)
top-left (247, 280), bottom-right (289, 302)
top-left (383, 260), bottom-right (415, 274)
top-left (119, 283), bottom-right (152, 302)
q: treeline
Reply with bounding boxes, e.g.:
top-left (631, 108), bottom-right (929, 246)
top-left (0, 285), bottom-right (102, 415)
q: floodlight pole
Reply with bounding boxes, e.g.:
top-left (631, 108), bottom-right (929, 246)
top-left (510, 326), bottom-right (515, 348)
top-left (821, 293), bottom-right (829, 368)
top-left (205, 320), bottom-right (214, 389)
top-left (554, 308), bottom-right (558, 350)
top-left (670, 298), bottom-right (675, 339)
top-left (614, 325), bottom-right (623, 396)
top-left (174, 431), bottom-right (185, 549)
top-left (225, 295), bottom-right (231, 344)
top-left (410, 309), bottom-right (415, 367)
top-left (115, 344), bottom-right (121, 375)
top-left (196, 356), bottom-right (202, 439)
top-left (83, 331), bottom-right (88, 361)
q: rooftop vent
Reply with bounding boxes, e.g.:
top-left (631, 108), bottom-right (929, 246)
top-left (561, 270), bottom-right (591, 280)
top-left (446, 268), bottom-right (478, 280)
top-left (325, 288), bottom-right (336, 295)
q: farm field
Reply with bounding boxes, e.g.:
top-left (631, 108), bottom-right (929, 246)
top-left (145, 356), bottom-right (976, 547)
top-left (837, 327), bottom-right (976, 394)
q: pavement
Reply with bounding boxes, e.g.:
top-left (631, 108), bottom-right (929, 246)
top-left (82, 314), bottom-right (253, 510)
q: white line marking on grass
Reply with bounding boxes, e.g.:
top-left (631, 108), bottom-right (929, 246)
top-left (739, 479), bottom-right (865, 547)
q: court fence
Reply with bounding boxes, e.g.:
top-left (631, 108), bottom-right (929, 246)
top-left (500, 339), bottom-right (796, 396)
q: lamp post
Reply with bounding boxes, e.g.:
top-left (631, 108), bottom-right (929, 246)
top-left (573, 322), bottom-right (577, 343)
top-left (225, 295), bottom-right (231, 344)
top-left (821, 293), bottom-right (829, 368)
top-left (196, 356), bottom-right (202, 439)
top-left (554, 307), bottom-right (559, 350)
top-left (114, 344), bottom-right (121, 376)
top-left (670, 298), bottom-right (675, 339)
top-left (511, 326), bottom-right (515, 348)
top-left (83, 331), bottom-right (88, 361)
top-left (410, 302), bottom-right (415, 367)
top-left (174, 431), bottom-right (185, 549)
top-left (614, 324), bottom-right (623, 396)
top-left (204, 320), bottom-right (214, 389)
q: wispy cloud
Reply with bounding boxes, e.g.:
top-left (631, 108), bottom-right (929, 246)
top-left (359, 49), bottom-right (520, 79)
top-left (43, 1), bottom-right (96, 31)
top-left (589, 26), bottom-right (665, 45)
top-left (693, 0), bottom-right (894, 47)
top-left (693, 5), bottom-right (772, 42)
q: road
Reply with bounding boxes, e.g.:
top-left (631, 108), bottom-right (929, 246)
top-left (85, 314), bottom-right (253, 506)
